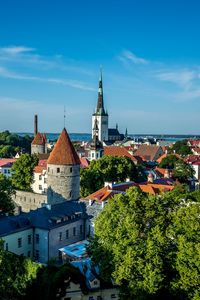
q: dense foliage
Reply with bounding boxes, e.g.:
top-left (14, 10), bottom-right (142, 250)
top-left (0, 240), bottom-right (40, 300)
top-left (88, 187), bottom-right (200, 299)
top-left (173, 160), bottom-right (195, 183)
top-left (0, 174), bottom-right (15, 214)
top-left (80, 155), bottom-right (144, 197)
top-left (12, 154), bottom-right (39, 191)
top-left (26, 261), bottom-right (88, 300)
top-left (0, 131), bottom-right (32, 157)
top-left (159, 154), bottom-right (182, 169)
top-left (169, 140), bottom-right (192, 156)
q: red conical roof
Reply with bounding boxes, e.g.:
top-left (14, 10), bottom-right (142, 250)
top-left (47, 128), bottom-right (80, 165)
top-left (32, 132), bottom-right (45, 145)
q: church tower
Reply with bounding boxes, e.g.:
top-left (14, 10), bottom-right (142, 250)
top-left (47, 128), bottom-right (80, 204)
top-left (92, 69), bottom-right (108, 142)
top-left (88, 118), bottom-right (104, 161)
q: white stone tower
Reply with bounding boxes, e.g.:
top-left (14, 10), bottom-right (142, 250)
top-left (47, 128), bottom-right (80, 204)
top-left (92, 69), bottom-right (108, 142)
top-left (88, 118), bottom-right (104, 161)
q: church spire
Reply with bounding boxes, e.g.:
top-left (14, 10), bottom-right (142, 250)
top-left (96, 67), bottom-right (107, 115)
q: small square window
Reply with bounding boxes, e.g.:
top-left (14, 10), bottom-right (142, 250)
top-left (28, 235), bottom-right (31, 244)
top-left (57, 168), bottom-right (60, 173)
top-left (39, 175), bottom-right (42, 180)
top-left (39, 185), bottom-right (42, 190)
top-left (18, 238), bottom-right (22, 248)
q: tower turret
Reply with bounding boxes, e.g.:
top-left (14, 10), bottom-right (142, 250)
top-left (47, 128), bottom-right (80, 204)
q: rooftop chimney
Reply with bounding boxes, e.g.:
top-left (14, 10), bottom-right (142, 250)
top-left (34, 114), bottom-right (38, 136)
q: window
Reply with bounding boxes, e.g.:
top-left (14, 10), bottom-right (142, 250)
top-left (69, 191), bottom-right (72, 197)
top-left (89, 297), bottom-right (94, 300)
top-left (27, 251), bottom-right (31, 257)
top-left (4, 169), bottom-right (7, 174)
top-left (44, 178), bottom-right (47, 183)
top-left (57, 168), bottom-right (60, 173)
top-left (18, 238), bottom-right (22, 248)
top-left (73, 227), bottom-right (76, 236)
top-left (39, 175), bottom-right (42, 180)
top-left (59, 232), bottom-right (62, 241)
top-left (80, 224), bottom-right (83, 235)
top-left (39, 185), bottom-right (42, 190)
top-left (36, 234), bottom-right (39, 244)
top-left (35, 250), bottom-right (39, 260)
top-left (28, 235), bottom-right (31, 244)
top-left (66, 230), bottom-right (69, 239)
top-left (111, 294), bottom-right (116, 298)
top-left (5, 243), bottom-right (8, 251)
top-left (8, 169), bottom-right (10, 174)
top-left (70, 167), bottom-right (72, 173)
top-left (97, 296), bottom-right (102, 300)
top-left (48, 167), bottom-right (50, 172)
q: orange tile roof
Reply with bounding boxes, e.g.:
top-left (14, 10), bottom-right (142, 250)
top-left (32, 132), bottom-right (46, 145)
top-left (34, 166), bottom-right (46, 173)
top-left (134, 145), bottom-right (164, 161)
top-left (84, 181), bottom-right (175, 202)
top-left (47, 128), bottom-right (80, 165)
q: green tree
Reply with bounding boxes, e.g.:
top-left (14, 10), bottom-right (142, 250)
top-left (0, 174), bottom-right (15, 214)
top-left (0, 240), bottom-right (40, 300)
top-left (80, 156), bottom-right (139, 197)
top-left (170, 140), bottom-right (192, 156)
top-left (159, 154), bottom-right (182, 169)
top-left (173, 160), bottom-right (194, 183)
top-left (88, 187), bottom-right (200, 299)
top-left (12, 154), bottom-right (39, 191)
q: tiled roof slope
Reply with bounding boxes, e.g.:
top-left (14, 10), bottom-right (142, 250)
top-left (84, 181), bottom-right (174, 202)
top-left (157, 153), bottom-right (182, 164)
top-left (47, 128), bottom-right (80, 165)
top-left (32, 132), bottom-right (46, 145)
top-left (104, 146), bottom-right (143, 163)
top-left (134, 144), bottom-right (164, 161)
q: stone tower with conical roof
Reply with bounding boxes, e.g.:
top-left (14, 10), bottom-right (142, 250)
top-left (92, 69), bottom-right (108, 142)
top-left (47, 128), bottom-right (80, 204)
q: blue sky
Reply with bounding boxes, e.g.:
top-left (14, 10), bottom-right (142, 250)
top-left (0, 0), bottom-right (200, 134)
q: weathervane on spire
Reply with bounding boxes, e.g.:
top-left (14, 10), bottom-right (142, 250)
top-left (64, 106), bottom-right (66, 128)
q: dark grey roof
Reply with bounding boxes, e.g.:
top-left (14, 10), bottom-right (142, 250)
top-left (108, 128), bottom-right (120, 136)
top-left (0, 201), bottom-right (87, 237)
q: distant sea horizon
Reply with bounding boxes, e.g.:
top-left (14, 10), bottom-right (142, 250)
top-left (15, 132), bottom-right (200, 143)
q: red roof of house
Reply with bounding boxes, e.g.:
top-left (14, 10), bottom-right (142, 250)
top-left (0, 158), bottom-right (16, 167)
top-left (134, 145), bottom-right (164, 161)
top-left (47, 128), bottom-right (80, 165)
top-left (80, 157), bottom-right (90, 168)
top-left (32, 132), bottom-right (46, 145)
top-left (84, 181), bottom-right (175, 202)
top-left (104, 146), bottom-right (143, 163)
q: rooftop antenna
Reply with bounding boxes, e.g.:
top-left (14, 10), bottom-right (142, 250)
top-left (64, 106), bottom-right (66, 128)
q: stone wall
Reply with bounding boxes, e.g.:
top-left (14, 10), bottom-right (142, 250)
top-left (14, 190), bottom-right (47, 212)
top-left (47, 164), bottom-right (80, 204)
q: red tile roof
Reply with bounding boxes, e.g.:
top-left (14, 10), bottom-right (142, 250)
top-left (34, 166), bottom-right (46, 173)
top-left (156, 153), bottom-right (182, 164)
top-left (104, 146), bottom-right (143, 163)
top-left (32, 132), bottom-right (46, 145)
top-left (0, 158), bottom-right (16, 167)
top-left (84, 181), bottom-right (175, 202)
top-left (134, 145), bottom-right (164, 161)
top-left (47, 128), bottom-right (80, 165)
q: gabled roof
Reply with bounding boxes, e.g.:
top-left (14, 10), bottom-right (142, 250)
top-left (32, 132), bottom-right (46, 145)
top-left (47, 128), bottom-right (80, 165)
top-left (0, 158), bottom-right (16, 167)
top-left (104, 146), bottom-right (143, 163)
top-left (134, 144), bottom-right (164, 161)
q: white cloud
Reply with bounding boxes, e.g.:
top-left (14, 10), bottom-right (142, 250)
top-left (119, 50), bottom-right (149, 65)
top-left (0, 46), bottom-right (35, 55)
top-left (0, 66), bottom-right (95, 91)
top-left (155, 69), bottom-right (196, 89)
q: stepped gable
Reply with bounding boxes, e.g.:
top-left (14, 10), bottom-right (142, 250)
top-left (32, 132), bottom-right (45, 145)
top-left (47, 128), bottom-right (80, 165)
